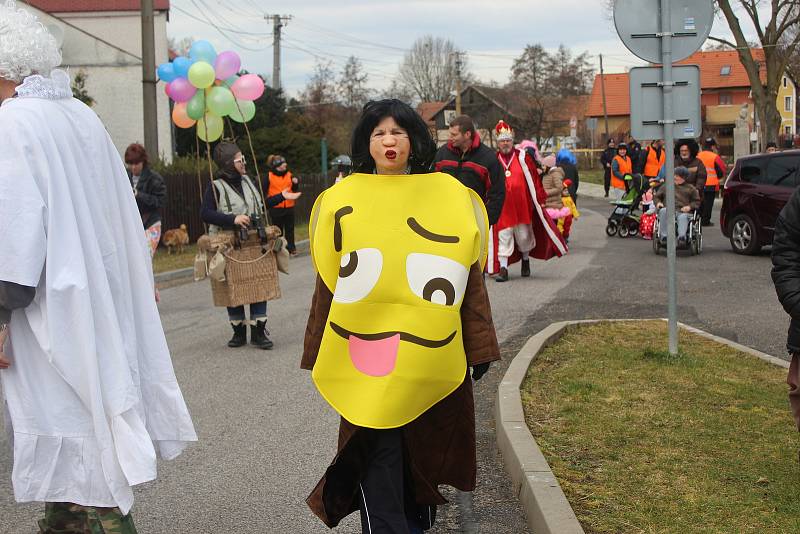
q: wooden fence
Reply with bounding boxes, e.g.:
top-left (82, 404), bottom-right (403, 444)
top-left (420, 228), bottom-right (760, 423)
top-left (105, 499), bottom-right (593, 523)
top-left (160, 171), bottom-right (330, 243)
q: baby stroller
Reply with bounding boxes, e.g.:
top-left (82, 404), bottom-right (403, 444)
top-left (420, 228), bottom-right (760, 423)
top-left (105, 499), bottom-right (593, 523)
top-left (606, 174), bottom-right (647, 238)
top-left (652, 208), bottom-right (703, 256)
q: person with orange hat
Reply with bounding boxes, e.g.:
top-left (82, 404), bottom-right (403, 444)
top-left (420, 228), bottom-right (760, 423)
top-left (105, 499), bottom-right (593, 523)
top-left (489, 120), bottom-right (567, 282)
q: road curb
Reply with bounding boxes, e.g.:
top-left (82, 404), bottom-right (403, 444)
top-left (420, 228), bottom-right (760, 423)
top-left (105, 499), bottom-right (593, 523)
top-left (153, 238), bottom-right (311, 285)
top-left (495, 319), bottom-right (787, 534)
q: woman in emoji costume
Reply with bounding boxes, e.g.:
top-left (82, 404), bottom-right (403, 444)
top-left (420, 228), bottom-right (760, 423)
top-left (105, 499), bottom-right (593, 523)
top-left (302, 99), bottom-right (500, 532)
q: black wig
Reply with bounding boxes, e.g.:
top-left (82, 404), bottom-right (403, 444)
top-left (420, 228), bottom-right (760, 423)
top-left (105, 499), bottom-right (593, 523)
top-left (350, 99), bottom-right (436, 174)
top-left (674, 138), bottom-right (699, 160)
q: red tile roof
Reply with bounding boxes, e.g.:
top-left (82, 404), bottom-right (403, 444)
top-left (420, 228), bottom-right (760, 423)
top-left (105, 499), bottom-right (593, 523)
top-left (676, 49), bottom-right (766, 88)
top-left (587, 49), bottom-right (769, 117)
top-left (417, 101), bottom-right (446, 123)
top-left (25, 0), bottom-right (170, 12)
top-left (587, 73), bottom-right (630, 117)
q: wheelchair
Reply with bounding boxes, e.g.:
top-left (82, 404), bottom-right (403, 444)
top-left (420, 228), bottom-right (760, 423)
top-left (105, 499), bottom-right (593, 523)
top-left (652, 208), bottom-right (702, 256)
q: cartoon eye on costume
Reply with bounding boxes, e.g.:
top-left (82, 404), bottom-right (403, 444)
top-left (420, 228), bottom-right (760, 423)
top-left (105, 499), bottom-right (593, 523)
top-left (333, 248), bottom-right (383, 303)
top-left (406, 253), bottom-right (468, 306)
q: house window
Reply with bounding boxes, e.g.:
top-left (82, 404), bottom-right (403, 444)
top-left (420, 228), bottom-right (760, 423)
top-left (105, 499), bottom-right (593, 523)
top-left (787, 125), bottom-right (793, 136)
top-left (719, 93), bottom-right (733, 105)
top-left (785, 76), bottom-right (789, 88)
top-left (720, 65), bottom-right (731, 76)
top-left (786, 96), bottom-right (793, 112)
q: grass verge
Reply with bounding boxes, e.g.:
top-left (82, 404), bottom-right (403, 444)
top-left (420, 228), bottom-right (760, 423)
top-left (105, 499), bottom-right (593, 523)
top-left (152, 221), bottom-right (309, 274)
top-left (579, 168), bottom-right (605, 186)
top-left (521, 321), bottom-right (799, 533)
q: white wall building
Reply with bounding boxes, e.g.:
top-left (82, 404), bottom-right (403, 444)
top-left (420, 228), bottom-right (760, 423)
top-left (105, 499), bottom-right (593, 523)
top-left (22, 0), bottom-right (174, 162)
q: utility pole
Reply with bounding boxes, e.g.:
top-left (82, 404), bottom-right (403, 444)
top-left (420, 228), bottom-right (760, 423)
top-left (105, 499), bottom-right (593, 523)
top-left (599, 53), bottom-right (609, 141)
top-left (266, 14), bottom-right (292, 90)
top-left (454, 52), bottom-right (463, 115)
top-left (141, 0), bottom-right (158, 157)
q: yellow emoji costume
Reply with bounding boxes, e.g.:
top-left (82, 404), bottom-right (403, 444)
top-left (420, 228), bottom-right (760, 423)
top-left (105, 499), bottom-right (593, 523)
top-left (309, 172), bottom-right (489, 429)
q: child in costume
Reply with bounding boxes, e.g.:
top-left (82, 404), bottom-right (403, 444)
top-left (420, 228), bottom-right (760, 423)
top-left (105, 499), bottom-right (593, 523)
top-left (559, 179), bottom-right (580, 241)
top-left (301, 99), bottom-right (500, 533)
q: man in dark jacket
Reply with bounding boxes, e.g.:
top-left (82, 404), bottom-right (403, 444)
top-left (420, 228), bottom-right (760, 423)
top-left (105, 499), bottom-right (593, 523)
top-left (600, 138), bottom-right (617, 198)
top-left (433, 115), bottom-right (505, 226)
top-left (771, 187), bottom-right (800, 430)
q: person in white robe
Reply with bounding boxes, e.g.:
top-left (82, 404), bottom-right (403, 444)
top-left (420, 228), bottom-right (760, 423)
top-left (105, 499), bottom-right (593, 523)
top-left (0, 2), bottom-right (197, 531)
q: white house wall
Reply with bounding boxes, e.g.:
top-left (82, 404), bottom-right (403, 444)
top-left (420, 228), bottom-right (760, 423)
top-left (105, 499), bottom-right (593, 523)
top-left (21, 5), bottom-right (174, 162)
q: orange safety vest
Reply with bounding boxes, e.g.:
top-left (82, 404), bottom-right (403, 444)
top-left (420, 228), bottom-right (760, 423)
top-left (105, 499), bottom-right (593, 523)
top-left (612, 155), bottom-right (632, 190)
top-left (643, 146), bottom-right (666, 177)
top-left (267, 171), bottom-right (295, 208)
top-left (697, 150), bottom-right (720, 188)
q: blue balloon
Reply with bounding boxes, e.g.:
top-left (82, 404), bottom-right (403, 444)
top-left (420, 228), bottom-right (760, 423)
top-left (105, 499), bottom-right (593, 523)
top-left (223, 74), bottom-right (239, 88)
top-left (157, 62), bottom-right (176, 82)
top-left (172, 56), bottom-right (193, 78)
top-left (189, 40), bottom-right (217, 64)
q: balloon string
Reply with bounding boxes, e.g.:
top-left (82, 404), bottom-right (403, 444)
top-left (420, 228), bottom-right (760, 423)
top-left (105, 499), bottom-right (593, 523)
top-left (234, 95), bottom-right (272, 227)
top-left (195, 134), bottom-right (209, 234)
top-left (202, 87), bottom-right (220, 214)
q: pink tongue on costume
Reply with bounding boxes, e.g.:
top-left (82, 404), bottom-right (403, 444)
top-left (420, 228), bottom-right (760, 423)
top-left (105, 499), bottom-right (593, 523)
top-left (348, 334), bottom-right (401, 377)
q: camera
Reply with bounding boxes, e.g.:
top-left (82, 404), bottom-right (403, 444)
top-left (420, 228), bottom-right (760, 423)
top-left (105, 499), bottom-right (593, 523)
top-left (239, 212), bottom-right (267, 245)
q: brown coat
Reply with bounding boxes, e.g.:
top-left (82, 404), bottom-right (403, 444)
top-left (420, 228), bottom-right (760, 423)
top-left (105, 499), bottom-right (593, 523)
top-left (301, 263), bottom-right (501, 527)
top-left (542, 166), bottom-right (565, 210)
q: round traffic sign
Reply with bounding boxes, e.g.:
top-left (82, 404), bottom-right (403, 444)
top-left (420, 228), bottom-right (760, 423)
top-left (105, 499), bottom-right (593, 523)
top-left (614, 0), bottom-right (714, 64)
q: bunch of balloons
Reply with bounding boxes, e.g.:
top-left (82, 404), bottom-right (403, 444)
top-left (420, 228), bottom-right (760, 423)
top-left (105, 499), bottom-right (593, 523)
top-left (157, 40), bottom-right (265, 142)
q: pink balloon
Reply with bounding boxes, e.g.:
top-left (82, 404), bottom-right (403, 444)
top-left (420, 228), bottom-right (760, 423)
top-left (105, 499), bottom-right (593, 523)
top-left (214, 50), bottom-right (241, 81)
top-left (169, 77), bottom-right (197, 103)
top-left (231, 74), bottom-right (265, 101)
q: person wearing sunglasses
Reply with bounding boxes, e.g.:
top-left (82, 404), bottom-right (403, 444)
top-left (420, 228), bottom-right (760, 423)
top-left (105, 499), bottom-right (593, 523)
top-left (201, 142), bottom-right (301, 349)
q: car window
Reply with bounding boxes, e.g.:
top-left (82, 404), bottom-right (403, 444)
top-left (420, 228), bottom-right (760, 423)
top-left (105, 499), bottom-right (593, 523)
top-left (739, 158), bottom-right (766, 184)
top-left (765, 155), bottom-right (800, 188)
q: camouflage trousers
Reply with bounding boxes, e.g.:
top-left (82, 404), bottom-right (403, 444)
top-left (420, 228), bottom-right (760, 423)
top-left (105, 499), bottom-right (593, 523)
top-left (38, 502), bottom-right (137, 534)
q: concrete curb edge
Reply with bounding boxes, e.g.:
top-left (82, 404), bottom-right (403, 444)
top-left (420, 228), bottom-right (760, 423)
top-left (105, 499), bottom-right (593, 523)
top-left (495, 319), bottom-right (788, 534)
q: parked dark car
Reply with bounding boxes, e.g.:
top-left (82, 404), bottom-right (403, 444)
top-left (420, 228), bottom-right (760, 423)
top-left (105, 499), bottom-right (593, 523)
top-left (721, 150), bottom-right (800, 254)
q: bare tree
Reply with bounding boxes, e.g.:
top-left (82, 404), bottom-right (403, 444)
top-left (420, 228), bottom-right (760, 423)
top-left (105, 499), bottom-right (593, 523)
top-left (398, 35), bottom-right (468, 103)
top-left (710, 1), bottom-right (800, 144)
top-left (339, 56), bottom-right (371, 110)
top-left (509, 44), bottom-right (595, 145)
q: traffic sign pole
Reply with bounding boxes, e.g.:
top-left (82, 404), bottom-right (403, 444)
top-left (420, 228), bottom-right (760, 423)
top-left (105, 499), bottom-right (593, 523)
top-left (661, 0), bottom-right (678, 356)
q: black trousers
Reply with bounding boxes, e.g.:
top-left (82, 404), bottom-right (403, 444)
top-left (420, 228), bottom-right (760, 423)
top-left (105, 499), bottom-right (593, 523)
top-left (701, 188), bottom-right (716, 224)
top-left (269, 207), bottom-right (295, 252)
top-left (358, 429), bottom-right (435, 533)
top-left (603, 168), bottom-right (611, 194)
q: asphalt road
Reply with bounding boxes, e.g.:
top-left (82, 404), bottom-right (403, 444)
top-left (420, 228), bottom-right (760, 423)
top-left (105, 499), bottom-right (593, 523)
top-left (0, 191), bottom-right (788, 533)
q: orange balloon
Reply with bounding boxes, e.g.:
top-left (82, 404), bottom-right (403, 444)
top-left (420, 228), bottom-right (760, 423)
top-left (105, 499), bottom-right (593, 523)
top-left (172, 102), bottom-right (196, 129)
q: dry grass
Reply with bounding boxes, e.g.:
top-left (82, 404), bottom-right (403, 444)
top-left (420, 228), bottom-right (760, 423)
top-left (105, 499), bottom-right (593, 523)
top-left (521, 321), bottom-right (800, 533)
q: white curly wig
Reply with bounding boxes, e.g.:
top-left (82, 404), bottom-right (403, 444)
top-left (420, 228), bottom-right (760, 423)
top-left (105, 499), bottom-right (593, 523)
top-left (0, 0), bottom-right (62, 83)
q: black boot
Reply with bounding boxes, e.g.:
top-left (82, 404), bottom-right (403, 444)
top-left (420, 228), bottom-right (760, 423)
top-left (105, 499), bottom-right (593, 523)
top-left (228, 323), bottom-right (247, 348)
top-left (521, 259), bottom-right (531, 278)
top-left (495, 267), bottom-right (509, 282)
top-left (250, 320), bottom-right (274, 350)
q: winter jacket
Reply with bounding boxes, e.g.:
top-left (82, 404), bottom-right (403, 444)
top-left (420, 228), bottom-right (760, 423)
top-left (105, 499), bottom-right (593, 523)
top-left (129, 165), bottom-right (166, 229)
top-left (542, 166), bottom-right (565, 210)
top-left (600, 147), bottom-right (616, 178)
top-left (677, 156), bottom-right (707, 194)
top-left (201, 173), bottom-right (285, 229)
top-left (771, 186), bottom-right (800, 353)
top-left (433, 134), bottom-right (505, 226)
top-left (558, 161), bottom-right (579, 199)
top-left (653, 181), bottom-right (701, 211)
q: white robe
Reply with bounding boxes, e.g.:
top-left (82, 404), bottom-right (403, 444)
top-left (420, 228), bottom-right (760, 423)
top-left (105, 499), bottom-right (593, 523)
top-left (0, 70), bottom-right (197, 514)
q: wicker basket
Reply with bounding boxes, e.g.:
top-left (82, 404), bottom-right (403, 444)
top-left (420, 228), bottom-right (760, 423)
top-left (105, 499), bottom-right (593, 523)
top-left (209, 229), bottom-right (282, 307)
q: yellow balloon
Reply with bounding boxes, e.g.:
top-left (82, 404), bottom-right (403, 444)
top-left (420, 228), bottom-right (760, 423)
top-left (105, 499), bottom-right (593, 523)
top-left (197, 114), bottom-right (223, 142)
top-left (187, 61), bottom-right (216, 89)
top-left (309, 172), bottom-right (489, 429)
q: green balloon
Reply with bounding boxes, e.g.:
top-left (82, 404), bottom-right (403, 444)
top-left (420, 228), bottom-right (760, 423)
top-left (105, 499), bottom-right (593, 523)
top-left (187, 61), bottom-right (215, 89)
top-left (229, 99), bottom-right (256, 123)
top-left (197, 114), bottom-right (224, 142)
top-left (206, 86), bottom-right (236, 117)
top-left (186, 91), bottom-right (206, 120)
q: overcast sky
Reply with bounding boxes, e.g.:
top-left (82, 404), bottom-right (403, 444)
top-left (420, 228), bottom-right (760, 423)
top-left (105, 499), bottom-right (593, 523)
top-left (167, 0), bottom-right (760, 99)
